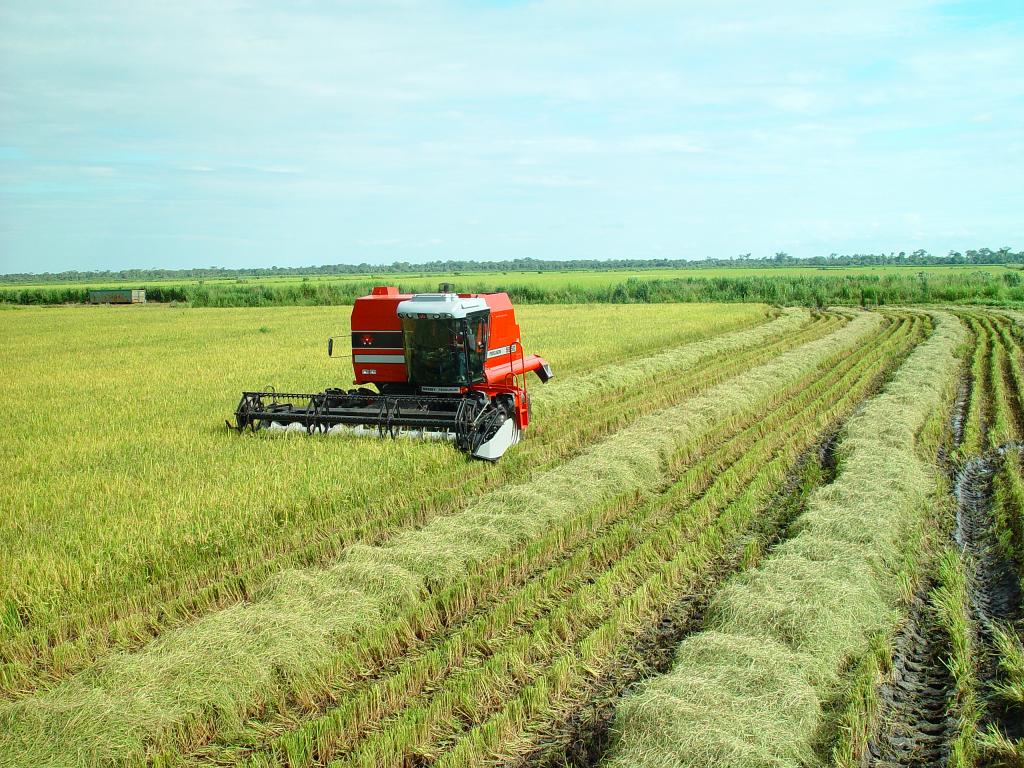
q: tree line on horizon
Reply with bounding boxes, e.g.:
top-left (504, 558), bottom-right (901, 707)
top-left (4, 266), bottom-right (1024, 309)
top-left (2, 247), bottom-right (1022, 285)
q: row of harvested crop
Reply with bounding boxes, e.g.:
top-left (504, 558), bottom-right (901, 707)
top-left (957, 312), bottom-right (1024, 456)
top-left (0, 312), bottom-right (894, 765)
top-left (3, 308), bottom-right (827, 697)
top-left (603, 311), bottom-right (964, 768)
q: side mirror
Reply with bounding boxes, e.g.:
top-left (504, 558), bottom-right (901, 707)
top-left (327, 337), bottom-right (334, 357)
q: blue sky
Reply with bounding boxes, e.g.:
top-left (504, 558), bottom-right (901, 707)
top-left (0, 0), bottom-right (1021, 273)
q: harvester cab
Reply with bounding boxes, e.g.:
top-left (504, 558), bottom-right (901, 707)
top-left (229, 285), bottom-right (553, 461)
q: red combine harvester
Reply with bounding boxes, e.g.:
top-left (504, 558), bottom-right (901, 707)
top-left (229, 284), bottom-right (553, 460)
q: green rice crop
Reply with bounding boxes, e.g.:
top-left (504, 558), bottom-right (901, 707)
top-left (4, 264), bottom-right (1017, 294)
top-left (4, 264), bottom-right (1023, 308)
top-left (604, 311), bottom-right (964, 768)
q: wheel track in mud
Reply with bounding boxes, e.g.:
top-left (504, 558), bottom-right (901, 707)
top-left (955, 451), bottom-right (1024, 744)
top-left (864, 587), bottom-right (956, 767)
top-left (955, 455), bottom-right (1023, 628)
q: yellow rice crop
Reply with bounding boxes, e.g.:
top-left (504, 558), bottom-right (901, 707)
top-left (0, 311), bottom-right (878, 765)
top-left (0, 302), bottom-right (768, 677)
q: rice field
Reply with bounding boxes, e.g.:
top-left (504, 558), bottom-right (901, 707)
top-left (4, 263), bottom-right (1016, 293)
top-left (1, 299), bottom-right (1022, 767)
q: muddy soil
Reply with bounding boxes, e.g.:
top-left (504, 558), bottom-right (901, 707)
top-left (955, 452), bottom-right (1024, 743)
top-left (864, 589), bottom-right (955, 767)
top-left (947, 375), bottom-right (971, 458)
top-left (955, 456), bottom-right (1023, 626)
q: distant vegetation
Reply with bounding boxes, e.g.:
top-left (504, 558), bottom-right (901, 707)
top-left (1, 247), bottom-right (1022, 286)
top-left (3, 264), bottom-right (1024, 308)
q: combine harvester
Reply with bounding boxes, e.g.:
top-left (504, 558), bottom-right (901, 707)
top-left (229, 285), bottom-right (553, 460)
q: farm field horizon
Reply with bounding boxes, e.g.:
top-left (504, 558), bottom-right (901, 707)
top-left (4, 262), bottom-right (1022, 292)
top-left (6, 262), bottom-right (1024, 311)
top-left (2, 296), bottom-right (1023, 767)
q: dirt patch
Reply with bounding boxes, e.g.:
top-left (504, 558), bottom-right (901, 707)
top-left (865, 588), bottom-right (955, 767)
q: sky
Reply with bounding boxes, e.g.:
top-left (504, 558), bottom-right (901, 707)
top-left (0, 0), bottom-right (1022, 273)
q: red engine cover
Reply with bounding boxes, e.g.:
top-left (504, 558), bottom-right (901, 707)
top-left (349, 289), bottom-right (408, 384)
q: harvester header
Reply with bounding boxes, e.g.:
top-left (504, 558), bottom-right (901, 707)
top-left (229, 285), bottom-right (552, 460)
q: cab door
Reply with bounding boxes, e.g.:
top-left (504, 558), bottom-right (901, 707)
top-left (464, 310), bottom-right (490, 383)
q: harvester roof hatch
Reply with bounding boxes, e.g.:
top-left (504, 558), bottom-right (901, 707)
top-left (396, 292), bottom-right (488, 319)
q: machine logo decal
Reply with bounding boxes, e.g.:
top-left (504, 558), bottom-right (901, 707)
top-left (350, 331), bottom-right (404, 350)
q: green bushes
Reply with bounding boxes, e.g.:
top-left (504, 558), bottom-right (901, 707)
top-left (3, 269), bottom-right (1024, 307)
